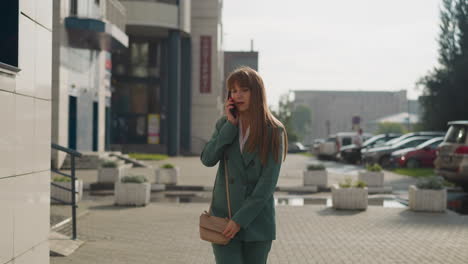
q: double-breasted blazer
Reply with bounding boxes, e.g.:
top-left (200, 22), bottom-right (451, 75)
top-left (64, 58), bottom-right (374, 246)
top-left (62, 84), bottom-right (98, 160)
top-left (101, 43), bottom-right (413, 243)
top-left (201, 116), bottom-right (283, 242)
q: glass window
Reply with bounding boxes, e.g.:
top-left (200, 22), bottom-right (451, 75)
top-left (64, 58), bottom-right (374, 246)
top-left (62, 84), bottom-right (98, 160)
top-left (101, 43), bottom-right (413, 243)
top-left (445, 125), bottom-right (468, 144)
top-left (342, 137), bottom-right (352, 146)
top-left (130, 41), bottom-right (149, 77)
top-left (0, 1), bottom-right (19, 67)
top-left (429, 140), bottom-right (443, 149)
top-left (70, 0), bottom-right (78, 16)
top-left (403, 139), bottom-right (427, 148)
top-left (131, 84), bottom-right (148, 114)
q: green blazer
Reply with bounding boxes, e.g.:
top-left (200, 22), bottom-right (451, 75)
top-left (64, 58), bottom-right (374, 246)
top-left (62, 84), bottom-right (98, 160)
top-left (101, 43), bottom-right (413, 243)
top-left (201, 116), bottom-right (283, 242)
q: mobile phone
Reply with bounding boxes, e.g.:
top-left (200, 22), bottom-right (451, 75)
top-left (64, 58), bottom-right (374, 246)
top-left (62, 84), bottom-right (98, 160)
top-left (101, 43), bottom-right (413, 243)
top-left (227, 91), bottom-right (237, 118)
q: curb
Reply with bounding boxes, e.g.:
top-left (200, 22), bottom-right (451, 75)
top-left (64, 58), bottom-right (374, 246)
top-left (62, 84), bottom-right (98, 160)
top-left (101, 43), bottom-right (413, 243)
top-left (51, 209), bottom-right (90, 231)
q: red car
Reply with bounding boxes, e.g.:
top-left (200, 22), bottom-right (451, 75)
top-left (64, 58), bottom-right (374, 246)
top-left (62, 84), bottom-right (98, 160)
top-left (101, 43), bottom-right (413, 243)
top-left (393, 137), bottom-right (444, 168)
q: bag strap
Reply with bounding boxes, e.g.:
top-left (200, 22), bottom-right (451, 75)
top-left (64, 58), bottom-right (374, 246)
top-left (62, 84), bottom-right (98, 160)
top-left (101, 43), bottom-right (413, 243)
top-left (208, 155), bottom-right (232, 219)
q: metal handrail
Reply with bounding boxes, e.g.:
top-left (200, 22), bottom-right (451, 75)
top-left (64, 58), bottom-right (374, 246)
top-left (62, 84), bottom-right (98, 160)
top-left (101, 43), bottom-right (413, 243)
top-left (51, 143), bottom-right (83, 157)
top-left (51, 143), bottom-right (82, 240)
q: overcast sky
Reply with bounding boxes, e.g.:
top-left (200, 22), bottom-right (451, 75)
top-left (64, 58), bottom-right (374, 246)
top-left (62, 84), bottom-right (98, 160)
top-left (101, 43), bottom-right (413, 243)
top-left (222, 0), bottom-right (442, 108)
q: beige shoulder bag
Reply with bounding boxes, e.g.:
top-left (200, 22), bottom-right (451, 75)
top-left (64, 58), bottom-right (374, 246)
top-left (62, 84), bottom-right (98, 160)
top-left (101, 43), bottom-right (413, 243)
top-left (199, 156), bottom-right (232, 245)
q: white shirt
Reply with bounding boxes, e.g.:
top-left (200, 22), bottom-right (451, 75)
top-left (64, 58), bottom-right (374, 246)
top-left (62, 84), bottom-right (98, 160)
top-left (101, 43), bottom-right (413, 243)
top-left (239, 119), bottom-right (250, 153)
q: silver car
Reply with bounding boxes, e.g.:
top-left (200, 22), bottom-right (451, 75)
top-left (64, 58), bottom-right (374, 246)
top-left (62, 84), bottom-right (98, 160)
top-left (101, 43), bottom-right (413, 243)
top-left (435, 121), bottom-right (468, 191)
top-left (362, 136), bottom-right (434, 168)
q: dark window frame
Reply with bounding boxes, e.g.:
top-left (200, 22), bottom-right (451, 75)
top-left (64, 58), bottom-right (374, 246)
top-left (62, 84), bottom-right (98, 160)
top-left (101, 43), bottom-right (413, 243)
top-left (70, 0), bottom-right (78, 16)
top-left (0, 0), bottom-right (19, 71)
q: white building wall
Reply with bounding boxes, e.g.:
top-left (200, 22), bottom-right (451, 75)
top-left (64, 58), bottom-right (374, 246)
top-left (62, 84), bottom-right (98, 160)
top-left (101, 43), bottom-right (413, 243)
top-left (52, 0), bottom-right (116, 167)
top-left (0, 1), bottom-right (52, 264)
top-left (293, 90), bottom-right (408, 144)
top-left (191, 0), bottom-right (224, 154)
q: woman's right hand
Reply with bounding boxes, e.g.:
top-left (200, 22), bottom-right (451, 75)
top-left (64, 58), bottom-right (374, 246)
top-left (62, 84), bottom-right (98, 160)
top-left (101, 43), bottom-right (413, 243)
top-left (225, 98), bottom-right (239, 126)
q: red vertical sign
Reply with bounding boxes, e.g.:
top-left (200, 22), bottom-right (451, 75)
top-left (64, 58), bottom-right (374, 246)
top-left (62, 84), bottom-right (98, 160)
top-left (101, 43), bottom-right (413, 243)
top-left (200, 36), bottom-right (212, 93)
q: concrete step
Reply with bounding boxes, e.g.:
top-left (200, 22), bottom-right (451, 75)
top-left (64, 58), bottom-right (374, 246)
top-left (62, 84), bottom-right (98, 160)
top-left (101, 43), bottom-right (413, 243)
top-left (49, 231), bottom-right (84, 257)
top-left (109, 153), bottom-right (149, 168)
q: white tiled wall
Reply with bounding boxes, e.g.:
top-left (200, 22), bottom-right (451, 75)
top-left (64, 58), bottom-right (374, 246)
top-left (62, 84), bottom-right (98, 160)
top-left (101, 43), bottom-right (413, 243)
top-left (15, 95), bottom-right (35, 175)
top-left (13, 241), bottom-right (49, 264)
top-left (16, 15), bottom-right (36, 97)
top-left (36, 0), bottom-right (53, 30)
top-left (0, 177), bottom-right (15, 264)
top-left (35, 25), bottom-right (52, 100)
top-left (0, 91), bottom-right (16, 179)
top-left (0, 1), bottom-right (52, 263)
top-left (13, 172), bottom-right (50, 257)
top-left (19, 0), bottom-right (36, 20)
top-left (34, 99), bottom-right (52, 171)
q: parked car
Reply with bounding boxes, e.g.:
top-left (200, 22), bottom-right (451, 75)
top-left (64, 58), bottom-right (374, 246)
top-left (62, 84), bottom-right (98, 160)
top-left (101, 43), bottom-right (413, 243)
top-left (288, 142), bottom-right (308, 153)
top-left (317, 132), bottom-right (372, 160)
top-left (381, 131), bottom-right (446, 147)
top-left (391, 137), bottom-right (444, 168)
top-left (311, 138), bottom-right (326, 155)
top-left (362, 136), bottom-right (434, 168)
top-left (339, 133), bottom-right (401, 164)
top-left (435, 121), bottom-right (468, 191)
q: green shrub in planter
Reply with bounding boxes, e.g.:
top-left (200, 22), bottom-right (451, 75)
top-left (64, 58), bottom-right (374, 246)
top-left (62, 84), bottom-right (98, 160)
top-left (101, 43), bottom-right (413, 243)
top-left (161, 163), bottom-right (175, 169)
top-left (366, 164), bottom-right (382, 172)
top-left (121, 175), bottom-right (148, 184)
top-left (416, 176), bottom-right (445, 190)
top-left (339, 177), bottom-right (367, 188)
top-left (339, 177), bottom-right (353, 188)
top-left (307, 164), bottom-right (325, 171)
top-left (101, 160), bottom-right (118, 168)
top-left (53, 176), bottom-right (71, 182)
top-left (354, 180), bottom-right (367, 188)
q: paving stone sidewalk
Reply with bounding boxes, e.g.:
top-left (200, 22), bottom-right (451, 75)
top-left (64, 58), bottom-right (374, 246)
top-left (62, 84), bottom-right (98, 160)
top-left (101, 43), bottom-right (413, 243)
top-left (51, 196), bottom-right (468, 264)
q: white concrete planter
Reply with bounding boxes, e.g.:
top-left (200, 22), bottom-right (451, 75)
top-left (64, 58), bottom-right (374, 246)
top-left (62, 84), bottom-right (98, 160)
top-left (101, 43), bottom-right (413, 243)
top-left (303, 170), bottom-right (327, 188)
top-left (155, 167), bottom-right (179, 185)
top-left (409, 185), bottom-right (447, 212)
top-left (114, 182), bottom-right (151, 206)
top-left (98, 166), bottom-right (124, 183)
top-left (358, 171), bottom-right (384, 187)
top-left (331, 184), bottom-right (368, 210)
top-left (51, 179), bottom-right (83, 204)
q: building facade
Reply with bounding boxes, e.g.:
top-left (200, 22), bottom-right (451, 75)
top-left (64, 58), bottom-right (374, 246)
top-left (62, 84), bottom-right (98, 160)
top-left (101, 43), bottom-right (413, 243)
top-left (111, 0), bottom-right (191, 156)
top-left (0, 1), bottom-right (53, 263)
top-left (223, 51), bottom-right (259, 100)
top-left (293, 90), bottom-right (409, 144)
top-left (111, 0), bottom-right (224, 156)
top-left (51, 0), bottom-right (128, 167)
top-left (190, 0), bottom-right (225, 155)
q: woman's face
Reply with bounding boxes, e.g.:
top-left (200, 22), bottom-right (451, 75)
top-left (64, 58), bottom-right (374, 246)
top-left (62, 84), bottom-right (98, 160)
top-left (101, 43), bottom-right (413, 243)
top-left (230, 83), bottom-right (251, 112)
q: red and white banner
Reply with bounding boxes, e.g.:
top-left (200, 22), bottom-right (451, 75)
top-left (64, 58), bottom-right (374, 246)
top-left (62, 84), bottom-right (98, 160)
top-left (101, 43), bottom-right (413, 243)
top-left (200, 36), bottom-right (212, 93)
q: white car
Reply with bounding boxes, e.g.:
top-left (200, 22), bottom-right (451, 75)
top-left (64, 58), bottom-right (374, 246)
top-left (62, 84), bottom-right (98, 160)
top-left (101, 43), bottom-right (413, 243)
top-left (318, 132), bottom-right (372, 160)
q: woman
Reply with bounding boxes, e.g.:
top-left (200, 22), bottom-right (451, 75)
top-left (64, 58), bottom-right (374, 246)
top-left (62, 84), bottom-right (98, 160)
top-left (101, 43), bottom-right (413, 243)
top-left (200, 67), bottom-right (288, 264)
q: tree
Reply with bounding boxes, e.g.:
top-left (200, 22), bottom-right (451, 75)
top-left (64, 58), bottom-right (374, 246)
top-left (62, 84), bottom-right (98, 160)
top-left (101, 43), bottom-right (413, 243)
top-left (270, 94), bottom-right (298, 142)
top-left (418, 0), bottom-right (468, 130)
top-left (291, 104), bottom-right (312, 141)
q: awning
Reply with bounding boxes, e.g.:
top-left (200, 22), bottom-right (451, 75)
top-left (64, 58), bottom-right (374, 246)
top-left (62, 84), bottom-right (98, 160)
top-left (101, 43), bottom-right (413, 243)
top-left (65, 17), bottom-right (128, 51)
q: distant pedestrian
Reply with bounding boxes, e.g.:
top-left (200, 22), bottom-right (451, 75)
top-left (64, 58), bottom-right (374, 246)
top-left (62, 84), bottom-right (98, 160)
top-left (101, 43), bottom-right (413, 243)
top-left (354, 128), bottom-right (364, 164)
top-left (354, 128), bottom-right (363, 147)
top-left (201, 67), bottom-right (288, 264)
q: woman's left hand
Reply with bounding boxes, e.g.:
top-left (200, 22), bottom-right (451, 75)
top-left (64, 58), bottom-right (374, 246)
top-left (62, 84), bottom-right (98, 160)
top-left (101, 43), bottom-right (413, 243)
top-left (222, 220), bottom-right (240, 239)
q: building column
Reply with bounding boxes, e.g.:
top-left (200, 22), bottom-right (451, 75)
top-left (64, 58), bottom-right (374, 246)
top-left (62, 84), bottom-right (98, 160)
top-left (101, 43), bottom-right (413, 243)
top-left (168, 30), bottom-right (181, 156)
top-left (180, 36), bottom-right (192, 153)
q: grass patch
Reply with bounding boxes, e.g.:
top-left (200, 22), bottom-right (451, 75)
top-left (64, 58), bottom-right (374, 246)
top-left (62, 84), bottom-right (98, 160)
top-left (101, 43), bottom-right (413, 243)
top-left (298, 152), bottom-right (314, 157)
top-left (393, 168), bottom-right (435, 178)
top-left (128, 153), bottom-right (168, 161)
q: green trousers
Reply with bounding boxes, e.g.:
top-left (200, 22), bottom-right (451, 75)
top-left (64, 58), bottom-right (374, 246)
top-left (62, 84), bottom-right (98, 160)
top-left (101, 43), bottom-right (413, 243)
top-left (212, 240), bottom-right (272, 264)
